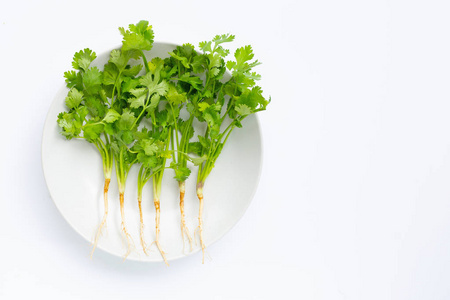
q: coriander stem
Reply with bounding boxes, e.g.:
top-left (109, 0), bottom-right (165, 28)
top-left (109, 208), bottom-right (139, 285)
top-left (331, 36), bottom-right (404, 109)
top-left (141, 50), bottom-right (150, 73)
top-left (170, 103), bottom-right (180, 149)
top-left (170, 130), bottom-right (176, 165)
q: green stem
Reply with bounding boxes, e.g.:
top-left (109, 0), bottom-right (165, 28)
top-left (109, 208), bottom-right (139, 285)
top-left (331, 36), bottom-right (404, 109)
top-left (170, 104), bottom-right (180, 150)
top-left (170, 130), bottom-right (176, 164)
top-left (218, 121), bottom-right (234, 142)
top-left (177, 116), bottom-right (191, 165)
top-left (137, 164), bottom-right (144, 195)
top-left (141, 50), bottom-right (150, 73)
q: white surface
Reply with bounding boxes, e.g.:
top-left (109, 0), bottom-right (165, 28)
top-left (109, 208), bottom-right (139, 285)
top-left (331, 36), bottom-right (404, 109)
top-left (2, 0), bottom-right (450, 299)
top-left (41, 44), bottom-right (262, 261)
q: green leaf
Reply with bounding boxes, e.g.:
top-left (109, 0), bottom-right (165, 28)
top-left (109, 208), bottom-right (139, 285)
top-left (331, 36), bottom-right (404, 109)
top-left (166, 83), bottom-right (187, 106)
top-left (65, 88), bottom-right (84, 109)
top-left (192, 55), bottom-right (207, 74)
top-left (104, 122), bottom-right (115, 135)
top-left (202, 104), bottom-right (221, 138)
top-left (212, 33), bottom-right (235, 45)
top-left (198, 102), bottom-right (210, 112)
top-left (138, 153), bottom-right (158, 168)
top-left (227, 45), bottom-right (262, 88)
top-left (169, 51), bottom-right (190, 69)
top-left (109, 49), bottom-right (128, 70)
top-left (102, 62), bottom-right (119, 86)
top-left (122, 64), bottom-right (143, 77)
top-left (72, 48), bottom-right (97, 71)
top-left (103, 109), bottom-right (121, 123)
top-left (235, 104), bottom-right (252, 116)
top-left (199, 41), bottom-right (212, 53)
top-left (155, 109), bottom-right (169, 127)
top-left (178, 73), bottom-right (203, 90)
top-left (190, 155), bottom-right (207, 166)
top-left (214, 46), bottom-right (229, 58)
top-left (117, 109), bottom-right (136, 131)
top-left (119, 20), bottom-right (154, 52)
top-left (85, 95), bottom-right (106, 118)
top-left (57, 112), bottom-right (80, 139)
top-left (128, 88), bottom-right (148, 108)
top-left (121, 76), bottom-right (140, 94)
top-left (140, 139), bottom-right (159, 156)
top-left (83, 122), bottom-right (104, 141)
top-left (57, 106), bottom-right (88, 139)
top-left (139, 72), bottom-right (169, 97)
top-left (208, 53), bottom-right (222, 71)
top-left (236, 86), bottom-right (268, 111)
top-left (83, 67), bottom-right (103, 94)
top-left (234, 45), bottom-right (255, 67)
top-left (122, 130), bottom-right (134, 144)
top-left (198, 135), bottom-right (210, 150)
top-left (64, 70), bottom-right (83, 90)
top-left (159, 150), bottom-right (172, 159)
top-left (110, 141), bottom-right (120, 155)
top-left (173, 166), bottom-right (191, 181)
top-left (146, 94), bottom-right (161, 113)
top-left (188, 142), bottom-right (203, 156)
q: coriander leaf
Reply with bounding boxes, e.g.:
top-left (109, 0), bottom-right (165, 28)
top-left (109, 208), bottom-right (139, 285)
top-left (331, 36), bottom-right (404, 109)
top-left (212, 33), bottom-right (235, 45)
top-left (64, 70), bottom-right (83, 90)
top-left (83, 122), bottom-right (104, 141)
top-left (102, 62), bottom-right (119, 86)
top-left (198, 102), bottom-right (210, 112)
top-left (173, 166), bottom-right (191, 182)
top-left (122, 130), bottom-right (134, 144)
top-left (119, 20), bottom-right (154, 52)
top-left (178, 73), bottom-right (203, 90)
top-left (199, 41), bottom-right (212, 53)
top-left (117, 109), bottom-right (136, 131)
top-left (122, 64), bottom-right (143, 77)
top-left (188, 142), bottom-right (203, 156)
top-left (128, 88), bottom-right (148, 108)
top-left (197, 135), bottom-right (210, 150)
top-left (139, 72), bottom-right (169, 97)
top-left (146, 94), bottom-right (161, 113)
top-left (57, 106), bottom-right (88, 139)
top-left (235, 104), bottom-right (252, 116)
top-left (166, 83), bottom-right (186, 106)
top-left (83, 67), bottom-right (103, 94)
top-left (109, 49), bottom-right (128, 70)
top-left (169, 51), bottom-right (190, 69)
top-left (214, 46), bottom-right (230, 58)
top-left (159, 150), bottom-right (172, 159)
top-left (121, 77), bottom-right (140, 94)
top-left (65, 88), bottom-right (84, 109)
top-left (57, 112), bottom-right (80, 139)
top-left (141, 139), bottom-right (159, 156)
top-left (189, 155), bottom-right (207, 166)
top-left (192, 55), bottom-right (207, 73)
top-left (137, 153), bottom-right (158, 168)
top-left (85, 95), bottom-right (106, 118)
top-left (103, 109), bottom-right (121, 123)
top-left (226, 45), bottom-right (262, 89)
top-left (235, 86), bottom-right (268, 110)
top-left (72, 48), bottom-right (97, 71)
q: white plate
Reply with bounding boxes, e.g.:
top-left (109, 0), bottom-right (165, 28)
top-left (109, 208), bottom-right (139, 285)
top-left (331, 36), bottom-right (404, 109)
top-left (41, 43), bottom-right (263, 262)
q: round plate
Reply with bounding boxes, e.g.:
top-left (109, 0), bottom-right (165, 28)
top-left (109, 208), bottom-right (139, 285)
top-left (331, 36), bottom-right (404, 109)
top-left (41, 43), bottom-right (263, 262)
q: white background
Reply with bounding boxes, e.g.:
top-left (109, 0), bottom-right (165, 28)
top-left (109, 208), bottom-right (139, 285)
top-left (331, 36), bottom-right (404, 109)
top-left (2, 0), bottom-right (450, 299)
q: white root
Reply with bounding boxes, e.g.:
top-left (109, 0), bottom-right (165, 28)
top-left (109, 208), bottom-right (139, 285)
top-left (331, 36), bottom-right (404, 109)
top-left (90, 178), bottom-right (110, 258)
